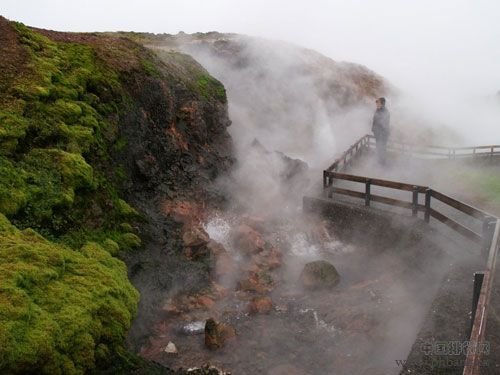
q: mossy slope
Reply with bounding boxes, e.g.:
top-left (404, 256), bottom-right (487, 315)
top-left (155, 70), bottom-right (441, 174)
top-left (0, 214), bottom-right (138, 374)
top-left (0, 18), bottom-right (144, 374)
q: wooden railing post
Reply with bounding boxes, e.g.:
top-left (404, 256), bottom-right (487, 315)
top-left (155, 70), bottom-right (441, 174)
top-left (482, 217), bottom-right (496, 253)
top-left (469, 272), bottom-right (484, 336)
top-left (365, 179), bottom-right (371, 206)
top-left (412, 186), bottom-right (419, 217)
top-left (424, 189), bottom-right (432, 223)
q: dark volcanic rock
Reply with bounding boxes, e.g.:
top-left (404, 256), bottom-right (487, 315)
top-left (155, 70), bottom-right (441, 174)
top-left (299, 260), bottom-right (340, 289)
top-left (204, 318), bottom-right (236, 350)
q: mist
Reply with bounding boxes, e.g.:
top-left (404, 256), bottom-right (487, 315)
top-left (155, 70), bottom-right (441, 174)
top-left (4, 1), bottom-right (499, 373)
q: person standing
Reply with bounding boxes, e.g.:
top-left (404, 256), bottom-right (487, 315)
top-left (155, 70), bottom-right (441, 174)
top-left (372, 97), bottom-right (390, 164)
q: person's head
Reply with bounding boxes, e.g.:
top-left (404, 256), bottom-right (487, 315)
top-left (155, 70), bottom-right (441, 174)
top-left (376, 97), bottom-right (386, 109)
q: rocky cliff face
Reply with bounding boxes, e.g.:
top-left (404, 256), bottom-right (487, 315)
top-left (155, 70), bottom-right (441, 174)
top-left (0, 16), bottom-right (232, 374)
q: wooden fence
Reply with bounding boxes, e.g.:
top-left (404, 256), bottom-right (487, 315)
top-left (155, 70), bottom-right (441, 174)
top-left (325, 134), bottom-right (500, 174)
top-left (323, 134), bottom-right (500, 375)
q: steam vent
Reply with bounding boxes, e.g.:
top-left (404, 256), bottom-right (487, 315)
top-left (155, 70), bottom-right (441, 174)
top-left (1, 10), bottom-right (500, 375)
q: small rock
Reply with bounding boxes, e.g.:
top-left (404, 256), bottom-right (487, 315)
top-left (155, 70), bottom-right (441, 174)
top-left (299, 260), bottom-right (340, 289)
top-left (247, 296), bottom-right (273, 314)
top-left (164, 341), bottom-right (178, 355)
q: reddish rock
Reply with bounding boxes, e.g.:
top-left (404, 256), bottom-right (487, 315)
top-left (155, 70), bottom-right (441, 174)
top-left (253, 247), bottom-right (282, 271)
top-left (231, 224), bottom-right (265, 256)
top-left (163, 201), bottom-right (201, 225)
top-left (182, 226), bottom-right (211, 260)
top-left (196, 295), bottom-right (216, 310)
top-left (237, 272), bottom-right (273, 294)
top-left (247, 296), bottom-right (273, 314)
top-left (182, 227), bottom-right (209, 247)
top-left (211, 282), bottom-right (229, 299)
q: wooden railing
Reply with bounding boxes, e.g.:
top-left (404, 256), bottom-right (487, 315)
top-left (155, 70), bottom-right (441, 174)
top-left (325, 135), bottom-right (371, 173)
top-left (323, 170), bottom-right (493, 243)
top-left (463, 220), bottom-right (499, 374)
top-left (367, 134), bottom-right (500, 159)
top-left (323, 134), bottom-right (500, 374)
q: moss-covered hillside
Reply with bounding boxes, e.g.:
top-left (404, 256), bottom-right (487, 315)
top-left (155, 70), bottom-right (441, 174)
top-left (0, 16), bottom-right (232, 374)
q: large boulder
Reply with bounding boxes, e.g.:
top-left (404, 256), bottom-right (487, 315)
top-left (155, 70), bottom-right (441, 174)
top-left (299, 260), bottom-right (340, 289)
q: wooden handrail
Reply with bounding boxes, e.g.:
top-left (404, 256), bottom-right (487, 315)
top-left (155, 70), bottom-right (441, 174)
top-left (431, 190), bottom-right (489, 220)
top-left (326, 171), bottom-right (428, 193)
top-left (463, 221), bottom-right (499, 374)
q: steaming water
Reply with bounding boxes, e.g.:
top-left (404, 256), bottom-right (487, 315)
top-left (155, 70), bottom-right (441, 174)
top-left (289, 233), bottom-right (320, 257)
top-left (180, 321), bottom-right (205, 336)
top-left (323, 240), bottom-right (356, 254)
top-left (203, 215), bottom-right (233, 251)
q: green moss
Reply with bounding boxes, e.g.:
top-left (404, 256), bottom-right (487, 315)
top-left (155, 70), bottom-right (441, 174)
top-left (150, 48), bottom-right (227, 102)
top-left (0, 156), bottom-right (29, 215)
top-left (112, 137), bottom-right (128, 152)
top-left (196, 73), bottom-right (226, 100)
top-left (114, 199), bottom-right (139, 218)
top-left (0, 214), bottom-right (139, 374)
top-left (103, 239), bottom-right (120, 256)
top-left (0, 24), bottom-right (133, 234)
top-left (118, 233), bottom-right (142, 250)
top-left (0, 111), bottom-right (28, 154)
top-left (141, 58), bottom-right (161, 78)
top-left (0, 22), bottom-right (149, 373)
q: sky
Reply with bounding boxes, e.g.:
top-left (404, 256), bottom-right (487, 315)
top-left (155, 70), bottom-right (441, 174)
top-left (2, 0), bottom-right (500, 138)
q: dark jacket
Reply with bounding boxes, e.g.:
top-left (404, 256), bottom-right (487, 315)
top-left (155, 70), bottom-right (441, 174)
top-left (372, 107), bottom-right (390, 139)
